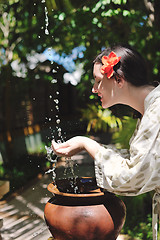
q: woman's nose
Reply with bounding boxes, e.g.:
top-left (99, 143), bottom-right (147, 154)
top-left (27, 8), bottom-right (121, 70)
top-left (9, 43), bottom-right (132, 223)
top-left (92, 85), bottom-right (98, 93)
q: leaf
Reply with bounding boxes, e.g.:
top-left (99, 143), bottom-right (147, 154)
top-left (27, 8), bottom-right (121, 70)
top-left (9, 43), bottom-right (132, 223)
top-left (81, 104), bottom-right (122, 133)
top-left (113, 116), bottom-right (137, 149)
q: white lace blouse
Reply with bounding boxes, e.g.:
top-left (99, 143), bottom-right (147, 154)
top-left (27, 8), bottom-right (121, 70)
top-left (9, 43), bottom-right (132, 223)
top-left (95, 84), bottom-right (160, 196)
top-left (94, 84), bottom-right (160, 240)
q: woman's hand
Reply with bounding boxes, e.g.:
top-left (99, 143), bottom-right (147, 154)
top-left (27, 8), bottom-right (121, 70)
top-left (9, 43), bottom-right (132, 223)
top-left (51, 136), bottom-right (84, 157)
top-left (51, 136), bottom-right (100, 159)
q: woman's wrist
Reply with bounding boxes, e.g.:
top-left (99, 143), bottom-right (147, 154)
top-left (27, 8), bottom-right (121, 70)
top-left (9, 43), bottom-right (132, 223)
top-left (82, 136), bottom-right (100, 159)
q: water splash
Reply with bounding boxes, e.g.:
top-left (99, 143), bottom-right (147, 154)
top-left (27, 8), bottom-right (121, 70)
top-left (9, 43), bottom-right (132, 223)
top-left (45, 146), bottom-right (56, 162)
top-left (42, 2), bottom-right (77, 186)
top-left (45, 146), bottom-right (58, 181)
top-left (44, 5), bottom-right (49, 35)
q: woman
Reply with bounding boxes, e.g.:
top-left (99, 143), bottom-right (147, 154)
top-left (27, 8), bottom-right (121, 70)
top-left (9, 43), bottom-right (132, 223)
top-left (52, 45), bottom-right (160, 240)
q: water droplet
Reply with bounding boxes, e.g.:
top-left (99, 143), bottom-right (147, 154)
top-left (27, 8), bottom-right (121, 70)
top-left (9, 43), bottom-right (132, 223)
top-left (49, 118), bottom-right (51, 121)
top-left (45, 29), bottom-right (49, 35)
top-left (44, 6), bottom-right (50, 35)
top-left (54, 99), bottom-right (59, 104)
top-left (51, 79), bottom-right (57, 84)
top-left (56, 91), bottom-right (59, 95)
top-left (49, 95), bottom-right (52, 98)
top-left (56, 119), bottom-right (60, 124)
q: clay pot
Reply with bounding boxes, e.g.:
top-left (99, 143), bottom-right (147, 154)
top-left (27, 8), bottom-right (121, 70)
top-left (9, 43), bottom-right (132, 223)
top-left (44, 177), bottom-right (126, 240)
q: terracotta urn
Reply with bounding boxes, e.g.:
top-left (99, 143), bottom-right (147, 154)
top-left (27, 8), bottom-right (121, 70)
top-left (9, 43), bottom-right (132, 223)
top-left (44, 177), bottom-right (126, 240)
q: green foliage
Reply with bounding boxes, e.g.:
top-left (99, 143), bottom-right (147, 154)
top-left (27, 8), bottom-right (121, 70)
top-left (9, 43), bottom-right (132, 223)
top-left (0, 163), bottom-right (5, 176)
top-left (0, 0), bottom-right (160, 99)
top-left (113, 116), bottom-right (137, 149)
top-left (0, 0), bottom-right (160, 196)
top-left (127, 214), bottom-right (152, 240)
top-left (26, 141), bottom-right (47, 155)
top-left (81, 104), bottom-right (122, 133)
top-left (120, 192), bottom-right (153, 239)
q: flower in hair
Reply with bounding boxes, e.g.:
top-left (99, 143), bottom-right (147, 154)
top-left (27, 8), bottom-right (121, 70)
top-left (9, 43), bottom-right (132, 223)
top-left (101, 51), bottom-right (121, 79)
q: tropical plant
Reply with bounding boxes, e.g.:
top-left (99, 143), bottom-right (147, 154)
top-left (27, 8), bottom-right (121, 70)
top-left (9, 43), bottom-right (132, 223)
top-left (113, 116), bottom-right (137, 149)
top-left (127, 214), bottom-right (152, 240)
top-left (81, 104), bottom-right (122, 133)
top-left (1, 0), bottom-right (160, 163)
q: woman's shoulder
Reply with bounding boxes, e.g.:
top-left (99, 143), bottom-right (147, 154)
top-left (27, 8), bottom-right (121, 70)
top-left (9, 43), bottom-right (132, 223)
top-left (145, 84), bottom-right (160, 112)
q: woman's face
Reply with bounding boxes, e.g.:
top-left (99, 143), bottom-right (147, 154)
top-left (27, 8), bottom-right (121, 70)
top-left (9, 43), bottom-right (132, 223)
top-left (92, 62), bottom-right (120, 108)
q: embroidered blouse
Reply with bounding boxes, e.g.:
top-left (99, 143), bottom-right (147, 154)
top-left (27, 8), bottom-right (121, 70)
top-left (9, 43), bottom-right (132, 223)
top-left (94, 84), bottom-right (160, 240)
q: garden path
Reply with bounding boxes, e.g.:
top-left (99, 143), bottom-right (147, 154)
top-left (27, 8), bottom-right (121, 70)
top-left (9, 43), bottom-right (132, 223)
top-left (0, 173), bottom-right (52, 240)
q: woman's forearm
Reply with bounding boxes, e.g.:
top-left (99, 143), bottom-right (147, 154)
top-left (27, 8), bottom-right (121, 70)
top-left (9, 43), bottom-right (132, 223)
top-left (82, 136), bottom-right (101, 159)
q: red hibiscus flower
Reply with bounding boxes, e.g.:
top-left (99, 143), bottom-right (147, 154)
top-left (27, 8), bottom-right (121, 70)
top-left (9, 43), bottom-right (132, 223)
top-left (101, 51), bottom-right (121, 79)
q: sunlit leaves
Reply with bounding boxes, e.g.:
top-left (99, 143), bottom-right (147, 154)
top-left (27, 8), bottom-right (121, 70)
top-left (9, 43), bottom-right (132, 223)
top-left (112, 0), bottom-right (127, 4)
top-left (81, 104), bottom-right (122, 133)
top-left (71, 19), bottom-right (76, 28)
top-left (101, 9), bottom-right (120, 17)
top-left (92, 17), bottom-right (98, 25)
top-left (58, 12), bottom-right (66, 21)
top-left (0, 0), bottom-right (19, 5)
top-left (92, 0), bottom-right (127, 13)
top-left (153, 67), bottom-right (158, 75)
top-left (122, 9), bottom-right (130, 16)
top-left (113, 116), bottom-right (137, 149)
top-left (0, 0), bottom-right (160, 87)
top-left (82, 6), bottom-right (90, 12)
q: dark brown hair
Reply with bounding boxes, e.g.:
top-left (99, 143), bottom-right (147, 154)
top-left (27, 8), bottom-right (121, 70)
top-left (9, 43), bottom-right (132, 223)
top-left (94, 44), bottom-right (148, 87)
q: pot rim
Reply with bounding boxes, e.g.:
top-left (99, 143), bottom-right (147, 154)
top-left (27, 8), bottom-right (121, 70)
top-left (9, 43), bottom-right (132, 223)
top-left (47, 182), bottom-right (105, 198)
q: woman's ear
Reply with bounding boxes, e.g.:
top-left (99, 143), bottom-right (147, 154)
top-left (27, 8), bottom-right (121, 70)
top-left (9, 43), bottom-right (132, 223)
top-left (115, 77), bottom-right (125, 88)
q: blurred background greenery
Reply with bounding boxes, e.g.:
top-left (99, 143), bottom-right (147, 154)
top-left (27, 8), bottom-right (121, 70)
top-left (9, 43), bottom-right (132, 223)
top-left (0, 0), bottom-right (160, 238)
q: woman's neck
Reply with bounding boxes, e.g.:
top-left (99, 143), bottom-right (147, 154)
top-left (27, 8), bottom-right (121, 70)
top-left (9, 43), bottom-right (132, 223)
top-left (121, 84), bottom-right (155, 115)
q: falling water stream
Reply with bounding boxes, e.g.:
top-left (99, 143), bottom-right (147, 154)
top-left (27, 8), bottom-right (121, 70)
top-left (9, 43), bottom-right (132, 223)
top-left (41, 0), bottom-right (77, 189)
top-left (25, 2), bottom-right (78, 238)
